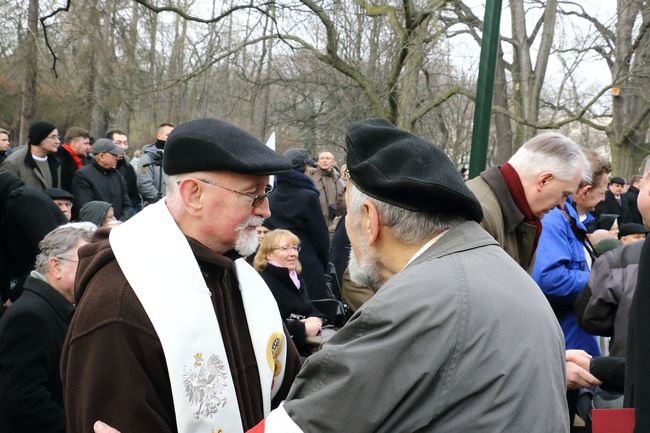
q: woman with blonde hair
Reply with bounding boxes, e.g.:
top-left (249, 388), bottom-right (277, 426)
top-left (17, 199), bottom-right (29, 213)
top-left (254, 229), bottom-right (323, 356)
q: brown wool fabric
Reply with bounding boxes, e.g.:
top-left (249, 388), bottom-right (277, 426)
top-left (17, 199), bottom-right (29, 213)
top-left (61, 229), bottom-right (301, 433)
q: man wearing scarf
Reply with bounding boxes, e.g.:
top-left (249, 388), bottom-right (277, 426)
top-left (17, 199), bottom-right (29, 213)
top-left (61, 118), bottom-right (301, 433)
top-left (466, 132), bottom-right (590, 271)
top-left (57, 127), bottom-right (91, 193)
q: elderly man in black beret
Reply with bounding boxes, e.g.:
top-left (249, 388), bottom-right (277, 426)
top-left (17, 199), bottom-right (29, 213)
top-left (61, 118), bottom-right (301, 433)
top-left (251, 119), bottom-right (570, 432)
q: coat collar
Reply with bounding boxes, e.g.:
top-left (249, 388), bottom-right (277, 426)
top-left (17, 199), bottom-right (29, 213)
top-left (408, 221), bottom-right (500, 268)
top-left (22, 145), bottom-right (60, 187)
top-left (480, 166), bottom-right (526, 233)
top-left (22, 274), bottom-right (74, 323)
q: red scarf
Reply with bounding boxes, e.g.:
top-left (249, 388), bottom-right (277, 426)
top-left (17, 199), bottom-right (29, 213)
top-left (499, 162), bottom-right (543, 252)
top-left (62, 143), bottom-right (83, 169)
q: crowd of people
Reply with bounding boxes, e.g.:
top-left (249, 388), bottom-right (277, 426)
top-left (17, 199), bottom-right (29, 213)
top-left (0, 117), bottom-right (648, 433)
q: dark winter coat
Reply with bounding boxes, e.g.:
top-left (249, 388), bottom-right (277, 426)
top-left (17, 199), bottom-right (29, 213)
top-left (0, 274), bottom-right (73, 433)
top-left (56, 145), bottom-right (90, 193)
top-left (576, 240), bottom-right (642, 357)
top-left (258, 264), bottom-right (322, 355)
top-left (116, 158), bottom-right (140, 211)
top-left (72, 161), bottom-right (132, 220)
top-left (0, 173), bottom-right (67, 302)
top-left (1, 145), bottom-right (60, 191)
top-left (621, 186), bottom-right (643, 225)
top-left (267, 169), bottom-right (330, 300)
top-left (625, 237), bottom-right (650, 431)
top-left (594, 190), bottom-right (622, 219)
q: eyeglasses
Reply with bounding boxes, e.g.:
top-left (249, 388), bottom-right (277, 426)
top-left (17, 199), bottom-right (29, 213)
top-left (197, 179), bottom-right (274, 208)
top-left (57, 257), bottom-right (78, 263)
top-left (273, 245), bottom-right (301, 253)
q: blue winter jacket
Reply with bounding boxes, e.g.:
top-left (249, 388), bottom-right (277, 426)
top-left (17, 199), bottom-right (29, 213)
top-left (532, 200), bottom-right (600, 355)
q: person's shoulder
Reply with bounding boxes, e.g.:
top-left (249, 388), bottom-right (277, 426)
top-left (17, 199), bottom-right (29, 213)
top-left (3, 146), bottom-right (26, 162)
top-left (70, 239), bottom-right (155, 341)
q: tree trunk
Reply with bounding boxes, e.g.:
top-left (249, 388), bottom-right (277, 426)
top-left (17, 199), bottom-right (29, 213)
top-left (493, 43), bottom-right (513, 164)
top-left (19, 0), bottom-right (39, 145)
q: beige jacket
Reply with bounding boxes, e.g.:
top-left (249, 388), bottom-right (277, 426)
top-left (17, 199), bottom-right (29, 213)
top-left (466, 166), bottom-right (538, 271)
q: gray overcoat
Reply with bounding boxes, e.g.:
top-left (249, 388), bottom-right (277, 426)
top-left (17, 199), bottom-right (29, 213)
top-left (283, 221), bottom-right (569, 433)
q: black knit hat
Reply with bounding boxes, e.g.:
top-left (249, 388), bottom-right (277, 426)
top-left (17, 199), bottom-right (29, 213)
top-left (346, 119), bottom-right (483, 222)
top-left (28, 121), bottom-right (56, 145)
top-left (163, 118), bottom-right (292, 175)
top-left (283, 148), bottom-right (315, 169)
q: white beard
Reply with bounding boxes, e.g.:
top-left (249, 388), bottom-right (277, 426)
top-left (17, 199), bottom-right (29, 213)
top-left (348, 244), bottom-right (383, 290)
top-left (234, 216), bottom-right (264, 256)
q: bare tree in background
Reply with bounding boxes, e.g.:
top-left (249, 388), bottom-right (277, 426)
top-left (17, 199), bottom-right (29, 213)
top-left (19, 0), bottom-right (39, 144)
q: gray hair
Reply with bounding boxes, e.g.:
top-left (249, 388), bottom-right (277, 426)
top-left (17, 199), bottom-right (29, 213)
top-left (34, 226), bottom-right (94, 274)
top-left (166, 174), bottom-right (184, 196)
top-left (508, 132), bottom-right (592, 184)
top-left (346, 183), bottom-right (465, 244)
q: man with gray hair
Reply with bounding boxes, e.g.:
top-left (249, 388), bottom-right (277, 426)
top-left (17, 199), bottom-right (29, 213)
top-left (467, 132), bottom-right (591, 270)
top-left (62, 118), bottom-right (301, 433)
top-left (0, 225), bottom-right (93, 433)
top-left (250, 119), bottom-right (569, 432)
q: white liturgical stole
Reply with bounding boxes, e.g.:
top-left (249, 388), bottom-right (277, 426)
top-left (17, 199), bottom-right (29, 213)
top-left (110, 199), bottom-right (287, 433)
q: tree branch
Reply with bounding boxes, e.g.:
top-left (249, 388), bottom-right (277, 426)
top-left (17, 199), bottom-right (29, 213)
top-left (39, 0), bottom-right (71, 78)
top-left (131, 0), bottom-right (273, 24)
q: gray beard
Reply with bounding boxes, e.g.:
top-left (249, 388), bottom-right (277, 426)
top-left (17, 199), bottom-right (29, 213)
top-left (234, 216), bottom-right (264, 256)
top-left (348, 247), bottom-right (383, 290)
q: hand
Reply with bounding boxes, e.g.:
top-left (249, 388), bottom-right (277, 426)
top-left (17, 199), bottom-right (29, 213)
top-left (566, 349), bottom-right (592, 371)
top-left (566, 361), bottom-right (601, 390)
top-left (94, 421), bottom-right (120, 433)
top-left (302, 317), bottom-right (323, 337)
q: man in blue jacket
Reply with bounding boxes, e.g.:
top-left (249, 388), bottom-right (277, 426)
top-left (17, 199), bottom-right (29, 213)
top-left (532, 149), bottom-right (611, 425)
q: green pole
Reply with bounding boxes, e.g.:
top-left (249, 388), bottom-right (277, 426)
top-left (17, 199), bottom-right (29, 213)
top-left (469, 0), bottom-right (503, 178)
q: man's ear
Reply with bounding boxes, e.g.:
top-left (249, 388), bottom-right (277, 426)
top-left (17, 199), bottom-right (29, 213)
top-left (177, 179), bottom-right (204, 216)
top-left (536, 172), bottom-right (554, 192)
top-left (365, 201), bottom-right (381, 245)
top-left (576, 184), bottom-right (591, 198)
top-left (48, 257), bottom-right (62, 280)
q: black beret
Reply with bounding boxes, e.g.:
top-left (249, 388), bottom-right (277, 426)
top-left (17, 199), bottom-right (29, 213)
top-left (44, 187), bottom-right (74, 201)
top-left (346, 119), bottom-right (483, 222)
top-left (610, 176), bottom-right (626, 185)
top-left (283, 148), bottom-right (315, 169)
top-left (163, 118), bottom-right (292, 175)
top-left (618, 223), bottom-right (649, 239)
top-left (28, 121), bottom-right (56, 145)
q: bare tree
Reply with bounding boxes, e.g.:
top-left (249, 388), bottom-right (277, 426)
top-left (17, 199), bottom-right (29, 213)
top-left (19, 0), bottom-right (39, 144)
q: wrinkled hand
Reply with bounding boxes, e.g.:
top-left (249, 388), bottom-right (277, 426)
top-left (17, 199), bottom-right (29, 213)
top-left (566, 361), bottom-right (602, 390)
top-left (566, 349), bottom-right (592, 371)
top-left (302, 317), bottom-right (323, 337)
top-left (94, 421), bottom-right (120, 433)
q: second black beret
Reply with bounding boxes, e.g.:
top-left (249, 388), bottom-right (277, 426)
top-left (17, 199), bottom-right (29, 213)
top-left (346, 119), bottom-right (483, 223)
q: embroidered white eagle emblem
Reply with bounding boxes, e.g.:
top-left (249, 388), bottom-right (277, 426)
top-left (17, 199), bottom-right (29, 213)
top-left (183, 352), bottom-right (229, 419)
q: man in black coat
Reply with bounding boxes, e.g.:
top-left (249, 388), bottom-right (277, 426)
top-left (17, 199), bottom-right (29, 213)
top-left (594, 176), bottom-right (625, 219)
top-left (72, 139), bottom-right (133, 220)
top-left (625, 162), bottom-right (650, 432)
top-left (267, 148), bottom-right (331, 300)
top-left (57, 127), bottom-right (92, 193)
top-left (0, 173), bottom-right (67, 307)
top-left (622, 175), bottom-right (643, 225)
top-left (107, 129), bottom-right (140, 212)
top-left (0, 225), bottom-right (93, 433)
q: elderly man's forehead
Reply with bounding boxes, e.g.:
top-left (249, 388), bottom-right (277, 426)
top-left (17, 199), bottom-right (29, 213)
top-left (319, 152), bottom-right (334, 159)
